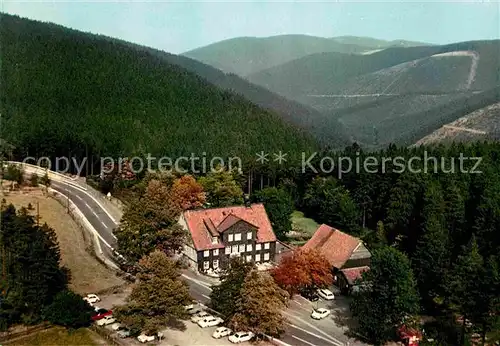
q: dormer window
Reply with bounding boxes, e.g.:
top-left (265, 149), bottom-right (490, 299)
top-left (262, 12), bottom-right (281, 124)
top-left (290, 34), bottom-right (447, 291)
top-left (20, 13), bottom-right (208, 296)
top-left (211, 236), bottom-right (218, 244)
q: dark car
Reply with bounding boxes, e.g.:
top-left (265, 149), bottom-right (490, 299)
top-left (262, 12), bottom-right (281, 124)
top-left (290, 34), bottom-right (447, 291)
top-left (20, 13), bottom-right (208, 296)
top-left (91, 308), bottom-right (113, 321)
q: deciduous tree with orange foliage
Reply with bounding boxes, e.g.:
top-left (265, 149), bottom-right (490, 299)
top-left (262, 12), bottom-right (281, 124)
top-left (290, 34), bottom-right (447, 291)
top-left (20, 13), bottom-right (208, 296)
top-left (271, 248), bottom-right (333, 296)
top-left (171, 175), bottom-right (206, 210)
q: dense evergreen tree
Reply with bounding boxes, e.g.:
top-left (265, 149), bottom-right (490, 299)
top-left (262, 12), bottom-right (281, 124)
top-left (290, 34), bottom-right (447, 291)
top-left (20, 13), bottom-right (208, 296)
top-left (412, 181), bottom-right (450, 311)
top-left (351, 247), bottom-right (420, 345)
top-left (0, 204), bottom-right (69, 328)
top-left (252, 187), bottom-right (294, 240)
top-left (42, 290), bottom-right (94, 329)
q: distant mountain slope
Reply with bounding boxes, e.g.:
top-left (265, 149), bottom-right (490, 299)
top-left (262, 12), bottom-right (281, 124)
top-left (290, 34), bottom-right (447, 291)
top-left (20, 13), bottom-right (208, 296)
top-left (330, 36), bottom-right (431, 48)
top-left (248, 41), bottom-right (499, 101)
top-left (182, 35), bottom-right (378, 76)
top-left (413, 102), bottom-right (500, 146)
top-left (247, 45), bottom-right (443, 99)
top-left (0, 14), bottom-right (318, 165)
top-left (247, 40), bottom-right (499, 149)
top-left (115, 43), bottom-right (351, 148)
top-left (335, 87), bottom-right (500, 149)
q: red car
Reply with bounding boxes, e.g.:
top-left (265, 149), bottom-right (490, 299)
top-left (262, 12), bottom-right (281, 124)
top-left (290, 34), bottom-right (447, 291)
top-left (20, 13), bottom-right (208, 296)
top-left (91, 308), bottom-right (113, 321)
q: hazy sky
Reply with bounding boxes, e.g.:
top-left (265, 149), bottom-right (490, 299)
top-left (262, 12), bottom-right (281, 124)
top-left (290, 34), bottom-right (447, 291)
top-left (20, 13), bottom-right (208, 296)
top-left (2, 1), bottom-right (499, 54)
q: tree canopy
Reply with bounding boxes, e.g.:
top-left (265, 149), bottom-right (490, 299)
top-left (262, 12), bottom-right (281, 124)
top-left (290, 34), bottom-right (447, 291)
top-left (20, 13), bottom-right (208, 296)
top-left (114, 250), bottom-right (192, 334)
top-left (350, 246), bottom-right (420, 345)
top-left (229, 270), bottom-right (288, 337)
top-left (272, 249), bottom-right (333, 296)
top-left (0, 203), bottom-right (69, 329)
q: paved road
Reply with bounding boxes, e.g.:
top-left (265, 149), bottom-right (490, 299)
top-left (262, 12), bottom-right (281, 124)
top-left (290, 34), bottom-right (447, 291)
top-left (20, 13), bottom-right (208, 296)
top-left (49, 180), bottom-right (118, 259)
top-left (45, 174), bottom-right (366, 346)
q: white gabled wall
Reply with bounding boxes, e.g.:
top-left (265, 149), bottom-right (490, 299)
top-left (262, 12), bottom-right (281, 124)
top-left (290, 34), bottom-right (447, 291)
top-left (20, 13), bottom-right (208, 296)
top-left (178, 214), bottom-right (198, 265)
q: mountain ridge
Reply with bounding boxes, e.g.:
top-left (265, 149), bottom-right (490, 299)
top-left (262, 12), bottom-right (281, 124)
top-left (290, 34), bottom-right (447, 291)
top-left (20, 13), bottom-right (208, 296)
top-left (182, 34), bottom-right (430, 76)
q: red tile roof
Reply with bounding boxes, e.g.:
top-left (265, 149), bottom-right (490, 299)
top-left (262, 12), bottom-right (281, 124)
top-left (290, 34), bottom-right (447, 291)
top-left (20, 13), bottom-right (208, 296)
top-left (182, 204), bottom-right (276, 251)
top-left (302, 224), bottom-right (362, 268)
top-left (341, 266), bottom-right (369, 285)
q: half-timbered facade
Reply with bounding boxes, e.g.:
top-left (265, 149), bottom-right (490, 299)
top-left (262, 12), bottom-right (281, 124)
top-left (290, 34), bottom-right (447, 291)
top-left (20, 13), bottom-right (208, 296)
top-left (179, 204), bottom-right (277, 273)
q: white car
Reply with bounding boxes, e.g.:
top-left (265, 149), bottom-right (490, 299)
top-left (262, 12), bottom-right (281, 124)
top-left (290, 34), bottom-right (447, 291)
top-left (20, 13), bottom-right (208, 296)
top-left (96, 315), bottom-right (116, 326)
top-left (197, 316), bottom-right (224, 328)
top-left (229, 331), bottom-right (255, 343)
top-left (212, 326), bottom-right (232, 339)
top-left (185, 304), bottom-right (202, 315)
top-left (83, 294), bottom-right (100, 304)
top-left (311, 308), bottom-right (331, 320)
top-left (137, 334), bottom-right (155, 343)
top-left (317, 288), bottom-right (335, 300)
top-left (191, 311), bottom-right (211, 323)
top-left (111, 322), bottom-right (123, 331)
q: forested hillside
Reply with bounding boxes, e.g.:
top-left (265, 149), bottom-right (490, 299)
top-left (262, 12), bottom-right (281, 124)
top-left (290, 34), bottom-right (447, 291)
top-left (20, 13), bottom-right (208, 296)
top-left (106, 39), bottom-right (351, 148)
top-left (0, 14), bottom-right (317, 168)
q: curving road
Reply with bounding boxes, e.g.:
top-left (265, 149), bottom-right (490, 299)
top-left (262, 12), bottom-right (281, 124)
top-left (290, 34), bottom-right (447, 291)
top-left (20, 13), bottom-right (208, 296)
top-left (49, 181), bottom-right (119, 259)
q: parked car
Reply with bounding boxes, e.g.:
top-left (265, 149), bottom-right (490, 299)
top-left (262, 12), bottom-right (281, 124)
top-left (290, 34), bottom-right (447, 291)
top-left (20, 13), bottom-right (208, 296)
top-left (311, 308), bottom-right (331, 320)
top-left (185, 303), bottom-right (202, 315)
top-left (198, 316), bottom-right (224, 328)
top-left (229, 331), bottom-right (255, 343)
top-left (117, 329), bottom-right (131, 338)
top-left (96, 315), bottom-right (116, 326)
top-left (111, 322), bottom-right (123, 331)
top-left (191, 311), bottom-right (211, 323)
top-left (317, 288), bottom-right (335, 300)
top-left (91, 308), bottom-right (112, 321)
top-left (212, 326), bottom-right (232, 339)
top-left (137, 334), bottom-right (155, 343)
top-left (83, 294), bottom-right (100, 304)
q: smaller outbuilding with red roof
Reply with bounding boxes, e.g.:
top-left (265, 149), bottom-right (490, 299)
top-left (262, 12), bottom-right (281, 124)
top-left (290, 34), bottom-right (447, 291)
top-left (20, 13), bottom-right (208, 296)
top-left (179, 203), bottom-right (277, 273)
top-left (302, 224), bottom-right (371, 293)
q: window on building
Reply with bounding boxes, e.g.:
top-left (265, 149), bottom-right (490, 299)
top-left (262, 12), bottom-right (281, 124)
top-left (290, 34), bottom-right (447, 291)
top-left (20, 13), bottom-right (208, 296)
top-left (239, 244), bottom-right (245, 253)
top-left (213, 260), bottom-right (219, 269)
top-left (232, 245), bottom-right (238, 254)
top-left (264, 253), bottom-right (270, 261)
top-left (255, 254), bottom-right (261, 262)
top-left (213, 249), bottom-right (219, 256)
top-left (246, 244), bottom-right (252, 252)
top-left (228, 234), bottom-right (234, 242)
top-left (225, 247), bottom-right (230, 255)
top-left (235, 233), bottom-right (242, 241)
top-left (247, 232), bottom-right (252, 240)
top-left (211, 237), bottom-right (218, 244)
top-left (256, 244), bottom-right (262, 251)
top-left (204, 261), bottom-right (209, 269)
top-left (204, 250), bottom-right (209, 257)
top-left (246, 255), bottom-right (252, 262)
top-left (264, 242), bottom-right (270, 250)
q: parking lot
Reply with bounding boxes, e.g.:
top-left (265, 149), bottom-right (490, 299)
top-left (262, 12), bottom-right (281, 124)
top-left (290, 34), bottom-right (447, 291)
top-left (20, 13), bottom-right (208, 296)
top-left (93, 296), bottom-right (257, 346)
